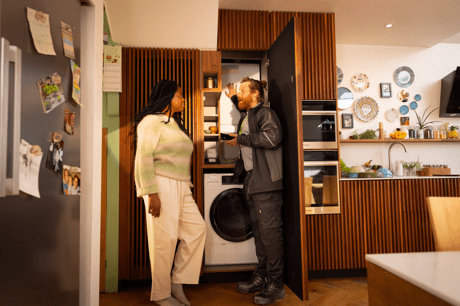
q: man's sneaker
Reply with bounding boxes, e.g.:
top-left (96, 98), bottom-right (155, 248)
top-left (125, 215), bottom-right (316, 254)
top-left (253, 281), bottom-right (286, 305)
top-left (236, 274), bottom-right (266, 293)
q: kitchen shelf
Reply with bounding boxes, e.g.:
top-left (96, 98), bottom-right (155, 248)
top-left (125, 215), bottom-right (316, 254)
top-left (340, 139), bottom-right (460, 143)
top-left (202, 88), bottom-right (221, 93)
top-left (202, 164), bottom-right (235, 169)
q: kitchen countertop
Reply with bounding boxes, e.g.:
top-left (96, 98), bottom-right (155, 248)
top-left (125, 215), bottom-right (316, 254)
top-left (341, 175), bottom-right (459, 181)
top-left (366, 252), bottom-right (460, 306)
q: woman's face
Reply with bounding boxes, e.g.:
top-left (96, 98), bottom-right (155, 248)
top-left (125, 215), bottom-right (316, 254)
top-left (170, 87), bottom-right (185, 115)
top-left (63, 170), bottom-right (68, 181)
top-left (67, 175), bottom-right (72, 185)
top-left (73, 176), bottom-right (79, 188)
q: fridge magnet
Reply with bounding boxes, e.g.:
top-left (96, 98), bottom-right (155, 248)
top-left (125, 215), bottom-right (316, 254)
top-left (26, 7), bottom-right (56, 55)
top-left (342, 113), bottom-right (354, 129)
top-left (37, 73), bottom-right (66, 113)
top-left (70, 59), bottom-right (83, 106)
top-left (400, 117), bottom-right (410, 126)
top-left (19, 139), bottom-right (43, 198)
top-left (63, 165), bottom-right (81, 195)
top-left (64, 109), bottom-right (75, 135)
top-left (61, 21), bottom-right (75, 59)
top-left (380, 83), bottom-right (392, 98)
top-left (46, 133), bottom-right (64, 174)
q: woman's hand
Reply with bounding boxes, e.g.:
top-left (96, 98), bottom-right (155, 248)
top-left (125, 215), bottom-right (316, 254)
top-left (148, 193), bottom-right (161, 217)
top-left (225, 83), bottom-right (237, 99)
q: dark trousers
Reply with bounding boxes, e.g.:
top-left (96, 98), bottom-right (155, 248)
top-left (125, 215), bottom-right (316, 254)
top-left (244, 172), bottom-right (284, 287)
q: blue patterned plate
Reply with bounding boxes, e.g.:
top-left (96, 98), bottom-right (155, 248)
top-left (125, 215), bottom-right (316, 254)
top-left (414, 94), bottom-right (421, 101)
top-left (337, 66), bottom-right (343, 86)
top-left (409, 101), bottom-right (418, 110)
top-left (394, 66), bottom-right (415, 88)
top-left (400, 105), bottom-right (409, 115)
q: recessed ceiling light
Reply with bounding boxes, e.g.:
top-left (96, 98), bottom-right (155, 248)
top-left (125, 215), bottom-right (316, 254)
top-left (386, 24), bottom-right (393, 28)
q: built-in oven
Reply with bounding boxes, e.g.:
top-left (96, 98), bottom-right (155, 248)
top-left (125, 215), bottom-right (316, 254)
top-left (302, 100), bottom-right (337, 150)
top-left (303, 150), bottom-right (340, 215)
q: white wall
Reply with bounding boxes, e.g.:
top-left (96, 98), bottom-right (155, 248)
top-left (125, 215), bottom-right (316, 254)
top-left (337, 43), bottom-right (460, 173)
top-left (105, 0), bottom-right (219, 50)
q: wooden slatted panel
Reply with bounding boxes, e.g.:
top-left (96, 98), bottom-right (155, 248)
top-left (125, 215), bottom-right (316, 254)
top-left (218, 9), bottom-right (270, 51)
top-left (306, 179), bottom-right (460, 271)
top-left (270, 12), bottom-right (336, 100)
top-left (119, 47), bottom-right (200, 280)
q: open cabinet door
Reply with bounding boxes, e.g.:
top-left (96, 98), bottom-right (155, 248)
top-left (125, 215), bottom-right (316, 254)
top-left (267, 18), bottom-right (308, 300)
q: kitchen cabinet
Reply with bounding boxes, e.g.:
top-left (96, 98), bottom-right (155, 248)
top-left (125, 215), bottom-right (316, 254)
top-left (305, 178), bottom-right (460, 271)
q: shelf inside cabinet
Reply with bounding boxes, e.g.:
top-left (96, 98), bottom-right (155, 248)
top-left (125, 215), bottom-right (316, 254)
top-left (204, 115), bottom-right (218, 121)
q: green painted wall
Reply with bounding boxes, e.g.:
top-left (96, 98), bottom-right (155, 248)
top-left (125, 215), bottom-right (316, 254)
top-left (103, 11), bottom-right (119, 293)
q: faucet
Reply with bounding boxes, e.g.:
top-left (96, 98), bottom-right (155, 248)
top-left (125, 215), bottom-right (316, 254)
top-left (388, 142), bottom-right (407, 171)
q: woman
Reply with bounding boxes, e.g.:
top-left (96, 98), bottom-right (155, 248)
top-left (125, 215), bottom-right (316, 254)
top-left (132, 80), bottom-right (206, 306)
top-left (70, 175), bottom-right (80, 195)
top-left (63, 169), bottom-right (69, 194)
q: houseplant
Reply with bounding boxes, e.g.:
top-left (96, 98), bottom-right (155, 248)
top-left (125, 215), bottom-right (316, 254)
top-left (403, 161), bottom-right (422, 176)
top-left (414, 106), bottom-right (440, 131)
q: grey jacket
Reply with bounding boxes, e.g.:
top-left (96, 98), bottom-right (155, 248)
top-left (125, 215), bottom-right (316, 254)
top-left (237, 102), bottom-right (283, 194)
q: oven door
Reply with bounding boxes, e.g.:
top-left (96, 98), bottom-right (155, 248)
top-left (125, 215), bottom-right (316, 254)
top-left (304, 161), bottom-right (340, 215)
top-left (302, 111), bottom-right (337, 150)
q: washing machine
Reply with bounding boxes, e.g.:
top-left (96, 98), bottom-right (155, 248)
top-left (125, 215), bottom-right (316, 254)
top-left (204, 173), bottom-right (258, 266)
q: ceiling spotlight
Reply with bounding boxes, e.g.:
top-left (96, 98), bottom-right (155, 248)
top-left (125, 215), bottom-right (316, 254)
top-left (386, 24), bottom-right (393, 28)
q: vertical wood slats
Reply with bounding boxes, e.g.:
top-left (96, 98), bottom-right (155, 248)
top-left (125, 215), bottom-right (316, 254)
top-left (119, 47), bottom-right (200, 280)
top-left (218, 9), bottom-right (270, 50)
top-left (305, 179), bottom-right (460, 271)
top-left (218, 10), bottom-right (336, 100)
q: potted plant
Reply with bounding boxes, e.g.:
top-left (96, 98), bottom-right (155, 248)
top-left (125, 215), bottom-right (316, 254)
top-left (414, 107), bottom-right (440, 138)
top-left (340, 159), bottom-right (351, 177)
top-left (402, 161), bottom-right (422, 176)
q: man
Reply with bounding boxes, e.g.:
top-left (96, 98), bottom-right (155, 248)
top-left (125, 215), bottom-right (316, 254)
top-left (225, 78), bottom-right (285, 305)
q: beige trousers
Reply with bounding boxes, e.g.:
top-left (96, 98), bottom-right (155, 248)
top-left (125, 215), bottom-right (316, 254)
top-left (143, 176), bottom-right (206, 301)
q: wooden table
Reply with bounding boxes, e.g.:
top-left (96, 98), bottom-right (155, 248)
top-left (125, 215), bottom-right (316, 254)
top-left (366, 252), bottom-right (460, 306)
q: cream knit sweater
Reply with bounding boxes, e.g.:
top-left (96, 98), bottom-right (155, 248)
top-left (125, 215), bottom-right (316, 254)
top-left (134, 114), bottom-right (193, 197)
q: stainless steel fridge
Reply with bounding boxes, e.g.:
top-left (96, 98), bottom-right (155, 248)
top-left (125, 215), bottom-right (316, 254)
top-left (0, 1), bottom-right (81, 305)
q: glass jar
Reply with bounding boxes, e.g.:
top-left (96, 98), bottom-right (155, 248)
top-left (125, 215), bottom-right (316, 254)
top-left (424, 126), bottom-right (433, 139)
top-left (408, 125), bottom-right (417, 139)
top-left (440, 127), bottom-right (447, 139)
top-left (433, 125), bottom-right (440, 139)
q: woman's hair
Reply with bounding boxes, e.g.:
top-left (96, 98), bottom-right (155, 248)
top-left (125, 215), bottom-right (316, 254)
top-left (73, 175), bottom-right (80, 187)
top-left (241, 77), bottom-right (268, 102)
top-left (130, 80), bottom-right (189, 147)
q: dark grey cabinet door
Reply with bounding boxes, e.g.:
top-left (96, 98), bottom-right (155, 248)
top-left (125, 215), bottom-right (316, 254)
top-left (267, 17), bottom-right (308, 300)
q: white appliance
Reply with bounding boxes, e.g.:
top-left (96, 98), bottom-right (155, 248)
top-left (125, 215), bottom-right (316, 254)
top-left (204, 173), bottom-right (258, 266)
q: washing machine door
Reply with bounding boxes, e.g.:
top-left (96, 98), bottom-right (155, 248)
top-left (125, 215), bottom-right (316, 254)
top-left (210, 187), bottom-right (252, 242)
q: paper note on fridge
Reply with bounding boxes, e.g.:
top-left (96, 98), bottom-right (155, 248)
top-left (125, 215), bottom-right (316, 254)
top-left (19, 139), bottom-right (43, 198)
top-left (27, 7), bottom-right (56, 56)
top-left (103, 45), bottom-right (122, 92)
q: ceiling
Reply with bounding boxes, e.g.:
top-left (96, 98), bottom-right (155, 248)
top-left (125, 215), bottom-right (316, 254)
top-left (219, 0), bottom-right (460, 47)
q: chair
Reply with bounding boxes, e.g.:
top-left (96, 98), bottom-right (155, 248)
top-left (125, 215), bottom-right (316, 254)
top-left (426, 197), bottom-right (460, 251)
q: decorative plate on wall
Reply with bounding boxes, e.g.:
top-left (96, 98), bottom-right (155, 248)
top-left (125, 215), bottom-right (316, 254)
top-left (414, 94), bottom-right (421, 101)
top-left (385, 108), bottom-right (399, 122)
top-left (394, 66), bottom-right (415, 87)
top-left (410, 101), bottom-right (418, 110)
top-left (351, 73), bottom-right (370, 92)
top-left (398, 90), bottom-right (410, 102)
top-left (337, 66), bottom-right (343, 86)
top-left (354, 96), bottom-right (378, 121)
top-left (400, 105), bottom-right (409, 115)
top-left (337, 87), bottom-right (353, 109)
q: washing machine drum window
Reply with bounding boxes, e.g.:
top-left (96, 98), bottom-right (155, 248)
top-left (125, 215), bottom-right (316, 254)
top-left (210, 187), bottom-right (252, 242)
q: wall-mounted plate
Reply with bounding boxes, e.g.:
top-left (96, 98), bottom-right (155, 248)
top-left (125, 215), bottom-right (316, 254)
top-left (351, 73), bottom-right (370, 92)
top-left (385, 108), bottom-right (399, 122)
top-left (410, 101), bottom-right (418, 110)
top-left (337, 66), bottom-right (343, 86)
top-left (394, 66), bottom-right (415, 88)
top-left (337, 87), bottom-right (353, 110)
top-left (400, 105), bottom-right (409, 115)
top-left (354, 96), bottom-right (378, 121)
top-left (414, 94), bottom-right (421, 101)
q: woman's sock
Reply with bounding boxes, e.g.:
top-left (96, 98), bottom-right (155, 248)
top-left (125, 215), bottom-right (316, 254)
top-left (154, 296), bottom-right (185, 306)
top-left (171, 283), bottom-right (191, 306)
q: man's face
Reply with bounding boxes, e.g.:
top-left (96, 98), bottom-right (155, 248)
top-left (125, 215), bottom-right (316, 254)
top-left (237, 82), bottom-right (253, 111)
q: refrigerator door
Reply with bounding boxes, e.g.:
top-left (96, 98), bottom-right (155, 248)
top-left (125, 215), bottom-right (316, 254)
top-left (0, 37), bottom-right (21, 197)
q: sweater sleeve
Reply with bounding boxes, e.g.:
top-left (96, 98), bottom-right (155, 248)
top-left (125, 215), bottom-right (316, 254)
top-left (134, 116), bottom-right (163, 197)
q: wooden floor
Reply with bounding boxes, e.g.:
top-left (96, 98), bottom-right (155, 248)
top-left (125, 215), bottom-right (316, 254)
top-left (100, 277), bottom-right (368, 306)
